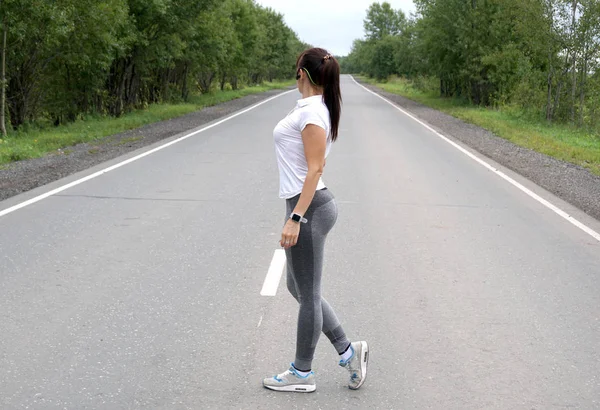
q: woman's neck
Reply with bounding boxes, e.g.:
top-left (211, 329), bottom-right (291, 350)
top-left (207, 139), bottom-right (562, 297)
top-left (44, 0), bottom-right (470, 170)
top-left (301, 86), bottom-right (323, 99)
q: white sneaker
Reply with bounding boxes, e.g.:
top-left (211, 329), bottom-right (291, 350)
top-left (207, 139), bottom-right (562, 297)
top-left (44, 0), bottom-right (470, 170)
top-left (339, 341), bottom-right (369, 390)
top-left (263, 364), bottom-right (316, 393)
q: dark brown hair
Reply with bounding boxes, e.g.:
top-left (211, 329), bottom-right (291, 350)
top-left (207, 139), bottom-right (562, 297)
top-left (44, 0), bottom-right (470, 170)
top-left (297, 48), bottom-right (342, 142)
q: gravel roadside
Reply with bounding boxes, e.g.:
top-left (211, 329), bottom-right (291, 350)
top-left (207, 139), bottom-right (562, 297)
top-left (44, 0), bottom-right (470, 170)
top-left (0, 89), bottom-right (288, 202)
top-left (357, 80), bottom-right (600, 222)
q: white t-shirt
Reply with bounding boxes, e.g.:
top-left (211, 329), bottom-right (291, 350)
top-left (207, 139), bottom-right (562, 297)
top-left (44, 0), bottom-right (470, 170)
top-left (273, 95), bottom-right (332, 199)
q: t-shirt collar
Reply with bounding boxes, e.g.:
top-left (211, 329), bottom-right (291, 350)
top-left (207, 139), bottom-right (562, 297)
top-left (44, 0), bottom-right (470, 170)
top-left (297, 94), bottom-right (324, 107)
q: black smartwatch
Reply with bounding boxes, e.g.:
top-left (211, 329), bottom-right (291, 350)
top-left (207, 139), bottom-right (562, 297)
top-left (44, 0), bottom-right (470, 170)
top-left (290, 213), bottom-right (308, 224)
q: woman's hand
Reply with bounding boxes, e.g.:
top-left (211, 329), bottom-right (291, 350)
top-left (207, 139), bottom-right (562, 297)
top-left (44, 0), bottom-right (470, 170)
top-left (280, 220), bottom-right (301, 249)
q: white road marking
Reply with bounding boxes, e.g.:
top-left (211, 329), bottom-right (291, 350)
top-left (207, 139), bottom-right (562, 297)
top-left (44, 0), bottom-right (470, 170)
top-left (261, 249), bottom-right (286, 296)
top-left (0, 89), bottom-right (297, 218)
top-left (350, 76), bottom-right (600, 243)
top-left (257, 315), bottom-right (263, 328)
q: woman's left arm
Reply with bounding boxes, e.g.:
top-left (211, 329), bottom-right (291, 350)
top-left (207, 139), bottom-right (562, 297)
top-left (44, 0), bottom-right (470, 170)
top-left (280, 124), bottom-right (327, 249)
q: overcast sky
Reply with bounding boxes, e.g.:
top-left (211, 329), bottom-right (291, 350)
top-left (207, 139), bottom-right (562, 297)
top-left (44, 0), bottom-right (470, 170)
top-left (254, 0), bottom-right (416, 56)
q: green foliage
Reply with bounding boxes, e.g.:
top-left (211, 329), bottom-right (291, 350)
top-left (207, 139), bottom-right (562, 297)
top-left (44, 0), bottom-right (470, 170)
top-left (347, 0), bottom-right (600, 130)
top-left (364, 2), bottom-right (406, 40)
top-left (371, 36), bottom-right (401, 80)
top-left (1, 0), bottom-right (303, 131)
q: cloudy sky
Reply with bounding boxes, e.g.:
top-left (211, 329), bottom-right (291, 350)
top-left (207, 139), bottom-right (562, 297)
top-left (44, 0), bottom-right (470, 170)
top-left (255, 0), bottom-right (416, 56)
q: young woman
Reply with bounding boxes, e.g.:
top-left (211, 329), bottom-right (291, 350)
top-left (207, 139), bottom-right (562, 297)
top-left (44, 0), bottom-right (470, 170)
top-left (263, 48), bottom-right (369, 393)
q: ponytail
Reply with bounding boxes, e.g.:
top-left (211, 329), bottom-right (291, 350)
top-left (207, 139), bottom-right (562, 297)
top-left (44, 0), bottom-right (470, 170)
top-left (321, 57), bottom-right (342, 142)
top-left (297, 48), bottom-right (342, 142)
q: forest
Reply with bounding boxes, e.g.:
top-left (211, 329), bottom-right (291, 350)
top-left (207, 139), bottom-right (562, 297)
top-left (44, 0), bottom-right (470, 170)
top-left (0, 0), bottom-right (307, 136)
top-left (342, 1), bottom-right (600, 130)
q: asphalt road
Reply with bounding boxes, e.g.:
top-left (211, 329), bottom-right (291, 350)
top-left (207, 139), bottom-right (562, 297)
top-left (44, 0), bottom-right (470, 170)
top-left (1, 76), bottom-right (600, 410)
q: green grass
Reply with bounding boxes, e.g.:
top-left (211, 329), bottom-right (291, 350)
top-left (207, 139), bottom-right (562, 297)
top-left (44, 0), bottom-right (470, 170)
top-left (0, 80), bottom-right (295, 165)
top-left (358, 76), bottom-right (600, 176)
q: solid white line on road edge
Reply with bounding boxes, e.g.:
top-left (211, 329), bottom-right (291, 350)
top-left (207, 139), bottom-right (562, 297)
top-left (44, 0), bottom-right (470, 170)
top-left (350, 76), bottom-right (600, 243)
top-left (261, 249), bottom-right (286, 296)
top-left (0, 89), bottom-right (297, 219)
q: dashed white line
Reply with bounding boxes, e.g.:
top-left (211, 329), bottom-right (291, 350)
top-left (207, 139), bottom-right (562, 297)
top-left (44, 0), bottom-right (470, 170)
top-left (350, 75), bottom-right (600, 243)
top-left (260, 249), bottom-right (286, 296)
top-left (0, 89), bottom-right (297, 218)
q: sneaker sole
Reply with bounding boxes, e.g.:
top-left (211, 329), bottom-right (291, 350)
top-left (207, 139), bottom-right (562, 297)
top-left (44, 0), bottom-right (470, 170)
top-left (349, 341), bottom-right (369, 390)
top-left (264, 384), bottom-right (316, 393)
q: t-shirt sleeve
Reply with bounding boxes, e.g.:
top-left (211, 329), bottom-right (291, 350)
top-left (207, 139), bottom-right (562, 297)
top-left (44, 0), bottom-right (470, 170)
top-left (299, 108), bottom-right (327, 133)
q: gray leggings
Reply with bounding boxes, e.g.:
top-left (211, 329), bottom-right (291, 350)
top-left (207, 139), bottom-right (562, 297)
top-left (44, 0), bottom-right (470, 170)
top-left (285, 188), bottom-right (350, 371)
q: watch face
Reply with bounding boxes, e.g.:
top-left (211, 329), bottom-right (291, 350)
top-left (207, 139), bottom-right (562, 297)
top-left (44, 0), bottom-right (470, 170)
top-left (292, 214), bottom-right (301, 222)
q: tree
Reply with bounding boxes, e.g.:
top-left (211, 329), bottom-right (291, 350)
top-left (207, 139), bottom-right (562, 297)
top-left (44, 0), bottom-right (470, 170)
top-left (346, 0), bottom-right (600, 129)
top-left (227, 0), bottom-right (260, 89)
top-left (0, 0), bottom-right (304, 131)
top-left (344, 39), bottom-right (375, 76)
top-left (257, 7), bottom-right (294, 82)
top-left (44, 0), bottom-right (130, 123)
top-left (573, 0), bottom-right (600, 125)
top-left (364, 2), bottom-right (406, 41)
top-left (4, 0), bottom-right (70, 127)
top-left (1, 0), bottom-right (6, 136)
top-left (371, 36), bottom-right (400, 80)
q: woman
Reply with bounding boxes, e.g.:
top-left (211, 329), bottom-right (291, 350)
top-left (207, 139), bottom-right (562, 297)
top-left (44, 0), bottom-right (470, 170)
top-left (263, 48), bottom-right (369, 393)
